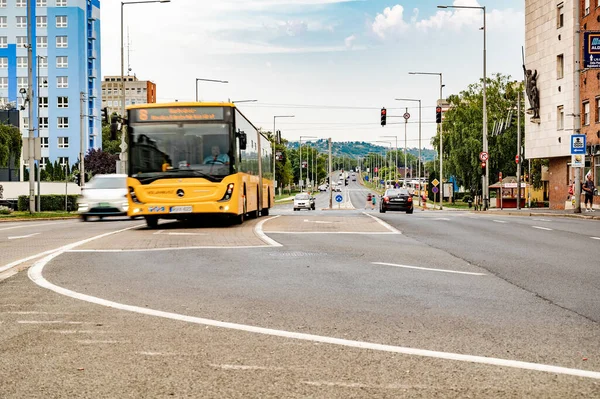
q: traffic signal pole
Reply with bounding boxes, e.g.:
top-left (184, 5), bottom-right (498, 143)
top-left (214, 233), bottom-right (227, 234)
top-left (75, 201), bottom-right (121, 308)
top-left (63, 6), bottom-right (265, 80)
top-left (328, 138), bottom-right (333, 209)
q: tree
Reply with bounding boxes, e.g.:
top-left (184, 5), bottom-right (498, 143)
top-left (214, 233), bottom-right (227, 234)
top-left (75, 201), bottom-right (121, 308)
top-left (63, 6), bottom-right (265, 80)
top-left (0, 123), bottom-right (22, 169)
top-left (102, 116), bottom-right (121, 155)
top-left (85, 148), bottom-right (119, 176)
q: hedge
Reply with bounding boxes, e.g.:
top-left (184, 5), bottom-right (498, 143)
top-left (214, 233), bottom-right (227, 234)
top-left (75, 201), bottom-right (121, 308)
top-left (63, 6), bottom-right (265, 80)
top-left (18, 195), bottom-right (79, 212)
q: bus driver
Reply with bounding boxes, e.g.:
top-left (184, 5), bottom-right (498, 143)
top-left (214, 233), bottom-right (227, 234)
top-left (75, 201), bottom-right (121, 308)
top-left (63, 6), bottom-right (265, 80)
top-left (203, 145), bottom-right (230, 165)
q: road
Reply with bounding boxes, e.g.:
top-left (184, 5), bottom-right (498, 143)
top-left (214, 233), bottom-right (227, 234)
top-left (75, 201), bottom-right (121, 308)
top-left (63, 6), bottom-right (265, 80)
top-left (1, 180), bottom-right (599, 398)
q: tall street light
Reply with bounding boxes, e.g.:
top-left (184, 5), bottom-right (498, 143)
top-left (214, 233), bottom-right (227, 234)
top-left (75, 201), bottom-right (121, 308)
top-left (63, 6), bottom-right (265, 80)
top-left (195, 78), bottom-right (228, 102)
top-left (121, 0), bottom-right (170, 174)
top-left (380, 135), bottom-right (398, 183)
top-left (409, 71), bottom-right (444, 210)
top-left (299, 135), bottom-right (317, 191)
top-left (273, 115), bottom-right (294, 191)
top-left (438, 4), bottom-right (486, 209)
top-left (395, 98), bottom-right (422, 206)
top-left (232, 100), bottom-right (257, 104)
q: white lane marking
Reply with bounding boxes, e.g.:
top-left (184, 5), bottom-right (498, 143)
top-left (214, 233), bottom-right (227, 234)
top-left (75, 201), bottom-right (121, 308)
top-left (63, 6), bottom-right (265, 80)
top-left (0, 221), bottom-right (72, 232)
top-left (303, 220), bottom-right (334, 224)
top-left (532, 226), bottom-right (553, 231)
top-left (372, 262), bottom-right (486, 276)
top-left (152, 230), bottom-right (165, 235)
top-left (264, 231), bottom-right (398, 235)
top-left (0, 224), bottom-right (142, 274)
top-left (44, 330), bottom-right (111, 334)
top-left (67, 245), bottom-right (272, 253)
top-left (210, 364), bottom-right (283, 371)
top-left (138, 351), bottom-right (181, 356)
top-left (492, 220), bottom-right (508, 224)
top-left (591, 237), bottom-right (600, 240)
top-left (433, 217), bottom-right (451, 221)
top-left (361, 213), bottom-right (402, 234)
top-left (254, 215), bottom-right (283, 247)
top-left (8, 232), bottom-right (40, 240)
top-left (76, 340), bottom-right (126, 344)
top-left (532, 218), bottom-right (551, 222)
top-left (4, 311), bottom-right (70, 315)
top-left (29, 255), bottom-right (600, 380)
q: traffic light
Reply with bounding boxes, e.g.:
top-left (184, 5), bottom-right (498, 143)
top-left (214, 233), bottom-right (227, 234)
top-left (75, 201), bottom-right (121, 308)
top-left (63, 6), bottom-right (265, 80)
top-left (74, 173), bottom-right (80, 186)
top-left (436, 106), bottom-right (442, 124)
top-left (380, 107), bottom-right (387, 126)
top-left (481, 162), bottom-right (486, 175)
top-left (101, 107), bottom-right (109, 124)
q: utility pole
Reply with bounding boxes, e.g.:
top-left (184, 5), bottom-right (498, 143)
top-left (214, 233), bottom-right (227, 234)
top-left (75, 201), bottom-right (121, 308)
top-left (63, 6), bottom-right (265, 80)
top-left (27, 0), bottom-right (35, 213)
top-left (80, 92), bottom-right (85, 188)
top-left (574, 0), bottom-right (582, 213)
top-left (328, 138), bottom-right (333, 209)
top-left (516, 90), bottom-right (522, 210)
top-left (404, 108), bottom-right (408, 185)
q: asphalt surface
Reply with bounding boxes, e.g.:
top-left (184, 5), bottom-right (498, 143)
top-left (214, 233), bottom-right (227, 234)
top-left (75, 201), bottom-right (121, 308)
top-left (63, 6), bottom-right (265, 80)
top-left (1, 178), bottom-right (599, 398)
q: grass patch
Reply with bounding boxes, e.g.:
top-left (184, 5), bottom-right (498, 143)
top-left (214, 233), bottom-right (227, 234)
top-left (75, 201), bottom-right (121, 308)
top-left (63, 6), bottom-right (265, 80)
top-left (0, 211), bottom-right (78, 220)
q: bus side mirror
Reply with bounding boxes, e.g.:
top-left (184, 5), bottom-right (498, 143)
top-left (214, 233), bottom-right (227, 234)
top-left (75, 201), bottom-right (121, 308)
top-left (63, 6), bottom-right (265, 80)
top-left (238, 131), bottom-right (247, 150)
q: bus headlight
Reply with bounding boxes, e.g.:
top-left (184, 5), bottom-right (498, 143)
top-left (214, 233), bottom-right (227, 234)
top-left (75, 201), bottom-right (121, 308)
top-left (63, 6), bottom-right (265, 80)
top-left (219, 183), bottom-right (235, 202)
top-left (129, 186), bottom-right (143, 204)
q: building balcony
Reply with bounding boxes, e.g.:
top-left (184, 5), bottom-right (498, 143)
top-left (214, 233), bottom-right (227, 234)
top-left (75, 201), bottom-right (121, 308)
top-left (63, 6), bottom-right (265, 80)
top-left (87, 30), bottom-right (97, 41)
top-left (88, 49), bottom-right (97, 59)
top-left (89, 89), bottom-right (98, 98)
top-left (88, 69), bottom-right (97, 79)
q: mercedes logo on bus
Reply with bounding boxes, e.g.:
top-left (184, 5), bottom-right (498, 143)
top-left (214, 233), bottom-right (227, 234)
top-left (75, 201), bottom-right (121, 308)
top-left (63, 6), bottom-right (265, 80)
top-left (176, 189), bottom-right (185, 198)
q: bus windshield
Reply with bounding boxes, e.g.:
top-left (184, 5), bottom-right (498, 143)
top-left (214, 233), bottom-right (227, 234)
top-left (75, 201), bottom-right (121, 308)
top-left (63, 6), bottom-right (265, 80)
top-left (129, 122), bottom-right (231, 181)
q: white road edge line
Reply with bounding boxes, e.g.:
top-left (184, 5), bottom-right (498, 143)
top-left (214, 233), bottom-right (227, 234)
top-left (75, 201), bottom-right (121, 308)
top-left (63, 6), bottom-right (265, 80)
top-left (532, 226), bottom-right (553, 231)
top-left (361, 212), bottom-right (402, 234)
top-left (492, 220), bottom-right (507, 224)
top-left (0, 221), bottom-right (72, 232)
top-left (0, 224), bottom-right (142, 274)
top-left (591, 237), bottom-right (600, 240)
top-left (67, 245), bottom-right (273, 253)
top-left (8, 232), bottom-right (40, 240)
top-left (28, 249), bottom-right (600, 380)
top-left (373, 262), bottom-right (486, 276)
top-left (253, 215), bottom-right (283, 247)
top-left (264, 231), bottom-right (398, 235)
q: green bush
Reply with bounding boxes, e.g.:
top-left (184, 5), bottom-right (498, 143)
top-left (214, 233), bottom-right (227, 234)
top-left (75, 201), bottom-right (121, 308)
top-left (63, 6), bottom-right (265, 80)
top-left (0, 205), bottom-right (13, 215)
top-left (454, 192), bottom-right (465, 201)
top-left (18, 195), bottom-right (79, 212)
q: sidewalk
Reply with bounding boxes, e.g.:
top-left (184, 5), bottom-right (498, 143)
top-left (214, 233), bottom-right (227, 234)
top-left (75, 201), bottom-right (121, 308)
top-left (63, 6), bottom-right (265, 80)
top-left (423, 204), bottom-right (600, 220)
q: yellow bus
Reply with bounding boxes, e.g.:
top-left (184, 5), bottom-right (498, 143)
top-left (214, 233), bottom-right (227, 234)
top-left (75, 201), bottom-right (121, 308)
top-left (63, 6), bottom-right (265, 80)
top-left (124, 102), bottom-right (274, 228)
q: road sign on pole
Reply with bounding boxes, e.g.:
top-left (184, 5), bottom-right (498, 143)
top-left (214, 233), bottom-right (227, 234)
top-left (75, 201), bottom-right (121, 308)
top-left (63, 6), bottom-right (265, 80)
top-left (432, 186), bottom-right (439, 194)
top-left (335, 194), bottom-right (343, 203)
top-left (403, 112), bottom-right (410, 120)
top-left (479, 151), bottom-right (489, 162)
top-left (432, 179), bottom-right (439, 187)
top-left (571, 134), bottom-right (586, 155)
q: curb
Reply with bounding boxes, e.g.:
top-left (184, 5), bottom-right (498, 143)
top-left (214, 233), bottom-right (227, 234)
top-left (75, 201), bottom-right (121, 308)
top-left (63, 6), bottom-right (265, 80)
top-left (0, 216), bottom-right (79, 223)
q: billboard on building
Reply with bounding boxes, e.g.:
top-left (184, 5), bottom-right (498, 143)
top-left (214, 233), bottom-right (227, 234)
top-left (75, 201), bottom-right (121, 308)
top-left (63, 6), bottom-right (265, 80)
top-left (583, 32), bottom-right (600, 68)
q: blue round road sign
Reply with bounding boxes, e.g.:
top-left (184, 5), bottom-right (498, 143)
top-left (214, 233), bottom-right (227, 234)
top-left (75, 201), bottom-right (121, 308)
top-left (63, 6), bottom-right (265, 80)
top-left (432, 186), bottom-right (439, 194)
top-left (335, 194), bottom-right (343, 203)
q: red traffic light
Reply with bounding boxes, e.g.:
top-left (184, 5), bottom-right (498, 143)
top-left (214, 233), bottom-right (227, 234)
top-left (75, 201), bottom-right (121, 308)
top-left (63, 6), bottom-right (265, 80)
top-left (481, 162), bottom-right (486, 168)
top-left (381, 108), bottom-right (386, 115)
top-left (436, 106), bottom-right (442, 113)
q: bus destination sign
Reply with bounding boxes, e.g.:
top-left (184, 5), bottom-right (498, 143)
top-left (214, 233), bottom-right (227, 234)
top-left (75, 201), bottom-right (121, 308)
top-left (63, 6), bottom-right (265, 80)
top-left (131, 107), bottom-right (225, 123)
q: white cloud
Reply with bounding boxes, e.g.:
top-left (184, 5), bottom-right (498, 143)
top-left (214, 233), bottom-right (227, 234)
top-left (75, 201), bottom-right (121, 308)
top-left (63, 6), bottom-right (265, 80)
top-left (277, 20), bottom-right (309, 36)
top-left (371, 5), bottom-right (409, 39)
top-left (214, 0), bottom-right (360, 11)
top-left (345, 34), bottom-right (356, 49)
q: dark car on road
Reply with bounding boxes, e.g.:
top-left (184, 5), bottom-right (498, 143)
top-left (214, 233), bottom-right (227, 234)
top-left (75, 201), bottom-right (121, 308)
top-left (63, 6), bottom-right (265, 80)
top-left (380, 188), bottom-right (413, 214)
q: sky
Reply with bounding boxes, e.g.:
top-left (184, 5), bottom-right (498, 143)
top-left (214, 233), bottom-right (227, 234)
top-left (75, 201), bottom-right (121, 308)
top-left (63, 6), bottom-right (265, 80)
top-left (100, 0), bottom-right (525, 149)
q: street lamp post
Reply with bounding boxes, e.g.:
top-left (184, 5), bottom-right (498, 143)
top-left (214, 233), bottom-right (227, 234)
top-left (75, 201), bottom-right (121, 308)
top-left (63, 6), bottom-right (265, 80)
top-left (409, 71), bottom-right (444, 210)
top-left (195, 78), bottom-right (228, 102)
top-left (272, 115), bottom-right (294, 191)
top-left (437, 4), bottom-right (486, 209)
top-left (395, 98), bottom-right (422, 206)
top-left (299, 135), bottom-right (316, 191)
top-left (120, 0), bottom-right (170, 174)
top-left (380, 135), bottom-right (398, 183)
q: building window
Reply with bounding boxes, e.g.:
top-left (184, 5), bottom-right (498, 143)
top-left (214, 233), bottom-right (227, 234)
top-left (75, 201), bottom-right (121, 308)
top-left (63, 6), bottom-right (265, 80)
top-left (38, 97), bottom-right (48, 108)
top-left (17, 77), bottom-right (28, 89)
top-left (57, 76), bottom-right (68, 88)
top-left (16, 16), bottom-right (27, 28)
top-left (0, 57), bottom-right (7, 68)
top-left (557, 3), bottom-right (564, 28)
top-left (36, 36), bottom-right (47, 48)
top-left (0, 0), bottom-right (6, 7)
top-left (16, 0), bottom-right (26, 7)
top-left (40, 157), bottom-right (49, 168)
top-left (56, 0), bottom-right (67, 6)
top-left (37, 0), bottom-right (47, 6)
top-left (585, 0), bottom-right (590, 15)
top-left (39, 118), bottom-right (48, 129)
top-left (58, 157), bottom-right (68, 167)
top-left (56, 16), bottom-right (67, 28)
top-left (56, 36), bottom-right (67, 48)
top-left (16, 36), bottom-right (27, 48)
top-left (597, 97), bottom-right (600, 123)
top-left (38, 56), bottom-right (47, 68)
top-left (0, 36), bottom-right (7, 48)
top-left (58, 136), bottom-right (69, 148)
top-left (57, 118), bottom-right (69, 129)
top-left (557, 106), bottom-right (564, 130)
top-left (39, 76), bottom-right (48, 88)
top-left (36, 16), bottom-right (47, 28)
top-left (595, 156), bottom-right (600, 189)
top-left (56, 56), bottom-right (68, 68)
top-left (23, 117), bottom-right (29, 128)
top-left (0, 77), bottom-right (7, 89)
top-left (584, 102), bottom-right (591, 125)
top-left (0, 16), bottom-right (6, 28)
top-left (57, 96), bottom-right (68, 108)
top-left (17, 57), bottom-right (27, 68)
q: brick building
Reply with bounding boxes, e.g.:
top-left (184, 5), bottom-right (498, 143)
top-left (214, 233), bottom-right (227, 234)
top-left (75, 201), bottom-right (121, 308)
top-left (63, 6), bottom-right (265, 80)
top-left (101, 75), bottom-right (156, 116)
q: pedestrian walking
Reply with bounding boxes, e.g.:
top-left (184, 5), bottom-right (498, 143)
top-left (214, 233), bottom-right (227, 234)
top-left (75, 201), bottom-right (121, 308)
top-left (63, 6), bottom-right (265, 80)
top-left (371, 194), bottom-right (377, 210)
top-left (365, 193), bottom-right (372, 210)
top-left (583, 171), bottom-right (596, 212)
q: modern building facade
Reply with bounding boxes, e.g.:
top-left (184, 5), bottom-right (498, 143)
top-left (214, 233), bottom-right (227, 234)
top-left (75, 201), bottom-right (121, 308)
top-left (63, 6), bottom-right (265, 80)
top-left (0, 0), bottom-right (101, 179)
top-left (525, 0), bottom-right (600, 209)
top-left (101, 75), bottom-right (156, 116)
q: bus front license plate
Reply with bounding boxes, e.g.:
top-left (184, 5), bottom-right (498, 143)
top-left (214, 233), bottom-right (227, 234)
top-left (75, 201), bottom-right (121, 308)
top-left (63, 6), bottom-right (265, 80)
top-left (170, 206), bottom-right (193, 214)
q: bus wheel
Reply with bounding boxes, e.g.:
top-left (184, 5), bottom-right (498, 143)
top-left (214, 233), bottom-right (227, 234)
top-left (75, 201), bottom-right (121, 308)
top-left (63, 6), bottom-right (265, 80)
top-left (145, 216), bottom-right (158, 229)
top-left (233, 197), bottom-right (247, 225)
top-left (261, 189), bottom-right (270, 216)
top-left (248, 191), bottom-right (259, 219)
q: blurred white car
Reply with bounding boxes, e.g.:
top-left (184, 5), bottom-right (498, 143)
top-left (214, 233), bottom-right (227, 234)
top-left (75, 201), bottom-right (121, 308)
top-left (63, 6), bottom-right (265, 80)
top-left (293, 193), bottom-right (315, 211)
top-left (77, 174), bottom-right (128, 221)
top-left (318, 184), bottom-right (328, 192)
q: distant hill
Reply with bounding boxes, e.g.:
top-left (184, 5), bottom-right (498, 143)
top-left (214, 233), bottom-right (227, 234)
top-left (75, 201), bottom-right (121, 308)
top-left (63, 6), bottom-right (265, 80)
top-left (287, 140), bottom-right (437, 162)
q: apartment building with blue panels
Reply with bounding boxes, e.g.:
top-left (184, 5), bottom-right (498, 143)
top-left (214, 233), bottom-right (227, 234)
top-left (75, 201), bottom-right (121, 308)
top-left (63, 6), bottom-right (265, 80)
top-left (0, 0), bottom-right (101, 178)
